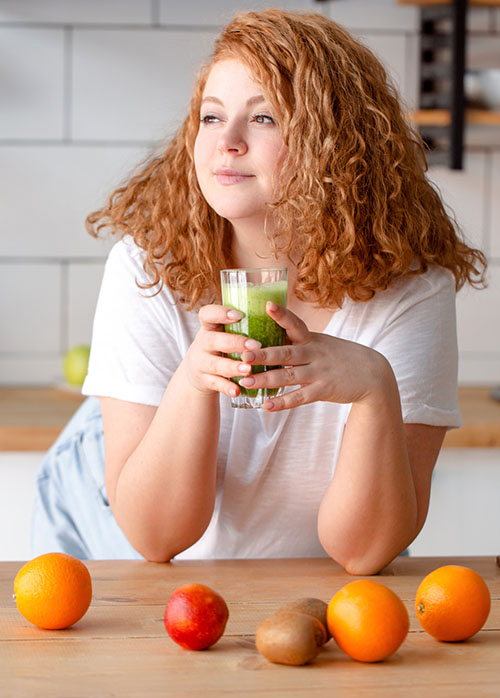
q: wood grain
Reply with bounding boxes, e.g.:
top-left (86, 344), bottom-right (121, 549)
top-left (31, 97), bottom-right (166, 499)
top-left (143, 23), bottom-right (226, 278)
top-left (1, 557), bottom-right (499, 697)
top-left (408, 109), bottom-right (500, 127)
top-left (0, 388), bottom-right (85, 451)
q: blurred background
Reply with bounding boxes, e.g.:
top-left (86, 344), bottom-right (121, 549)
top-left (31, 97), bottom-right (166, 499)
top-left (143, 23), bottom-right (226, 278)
top-left (0, 0), bottom-right (499, 560)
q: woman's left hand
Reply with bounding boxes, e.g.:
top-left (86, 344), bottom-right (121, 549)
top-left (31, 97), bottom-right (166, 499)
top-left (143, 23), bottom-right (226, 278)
top-left (239, 302), bottom-right (391, 411)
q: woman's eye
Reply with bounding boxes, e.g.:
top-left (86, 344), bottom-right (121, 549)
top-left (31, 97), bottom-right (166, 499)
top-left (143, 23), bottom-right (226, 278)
top-left (252, 114), bottom-right (275, 125)
top-left (200, 114), bottom-right (219, 124)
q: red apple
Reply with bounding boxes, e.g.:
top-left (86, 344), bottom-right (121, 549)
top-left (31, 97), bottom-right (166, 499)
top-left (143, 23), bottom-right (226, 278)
top-left (164, 583), bottom-right (229, 650)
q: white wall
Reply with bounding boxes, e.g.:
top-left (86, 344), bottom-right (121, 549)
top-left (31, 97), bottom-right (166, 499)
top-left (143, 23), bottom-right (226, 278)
top-left (0, 451), bottom-right (41, 560)
top-left (410, 449), bottom-right (500, 557)
top-left (1, 0), bottom-right (499, 386)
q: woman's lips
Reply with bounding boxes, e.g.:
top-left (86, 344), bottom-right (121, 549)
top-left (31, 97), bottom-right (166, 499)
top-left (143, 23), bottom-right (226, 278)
top-left (214, 168), bottom-right (254, 186)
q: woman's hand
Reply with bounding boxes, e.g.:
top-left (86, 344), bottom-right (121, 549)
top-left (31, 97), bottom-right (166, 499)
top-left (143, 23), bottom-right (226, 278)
top-left (183, 304), bottom-right (262, 398)
top-left (239, 302), bottom-right (392, 411)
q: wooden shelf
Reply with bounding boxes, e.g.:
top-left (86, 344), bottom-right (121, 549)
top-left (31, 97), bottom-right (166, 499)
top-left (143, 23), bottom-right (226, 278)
top-left (0, 386), bottom-right (499, 451)
top-left (409, 108), bottom-right (500, 126)
top-left (443, 387), bottom-right (500, 448)
top-left (0, 388), bottom-right (85, 451)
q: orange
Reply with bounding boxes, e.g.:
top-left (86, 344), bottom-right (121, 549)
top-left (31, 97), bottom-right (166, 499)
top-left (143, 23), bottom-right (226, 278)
top-left (415, 565), bottom-right (490, 642)
top-left (14, 552), bottom-right (92, 629)
top-left (327, 580), bottom-right (409, 662)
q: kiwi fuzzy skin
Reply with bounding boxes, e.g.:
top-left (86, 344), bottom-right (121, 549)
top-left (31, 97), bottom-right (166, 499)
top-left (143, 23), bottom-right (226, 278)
top-left (255, 611), bottom-right (327, 666)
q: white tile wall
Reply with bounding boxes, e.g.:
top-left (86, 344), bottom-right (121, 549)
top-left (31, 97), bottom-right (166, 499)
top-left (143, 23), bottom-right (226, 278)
top-left (491, 152), bottom-right (500, 259)
top-left (67, 262), bottom-right (105, 348)
top-left (72, 28), bottom-right (217, 142)
top-left (358, 32), bottom-right (416, 108)
top-left (468, 36), bottom-right (500, 71)
top-left (159, 0), bottom-right (322, 27)
top-left (0, 145), bottom-right (146, 257)
top-left (0, 357), bottom-right (62, 386)
top-left (0, 0), bottom-right (153, 25)
top-left (0, 27), bottom-right (65, 139)
top-left (0, 0), bottom-right (499, 386)
top-left (0, 262), bottom-right (61, 352)
top-left (467, 9), bottom-right (492, 34)
top-left (428, 153), bottom-right (487, 251)
top-left (325, 0), bottom-right (418, 32)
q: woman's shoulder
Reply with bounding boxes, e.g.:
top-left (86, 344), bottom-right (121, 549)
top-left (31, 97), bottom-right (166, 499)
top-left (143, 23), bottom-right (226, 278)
top-left (338, 265), bottom-right (456, 337)
top-left (105, 236), bottom-right (173, 297)
top-left (106, 235), bottom-right (163, 290)
top-left (367, 266), bottom-right (457, 336)
top-left (106, 236), bottom-right (148, 274)
top-left (372, 264), bottom-right (455, 311)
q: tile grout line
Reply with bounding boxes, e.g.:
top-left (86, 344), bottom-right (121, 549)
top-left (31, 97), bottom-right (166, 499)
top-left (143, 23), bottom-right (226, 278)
top-left (0, 257), bottom-right (107, 264)
top-left (59, 260), bottom-right (69, 354)
top-left (0, 20), bottom-right (436, 37)
top-left (150, 0), bottom-right (160, 27)
top-left (0, 20), bottom-right (221, 32)
top-left (62, 26), bottom-right (73, 142)
top-left (0, 139), bottom-right (156, 147)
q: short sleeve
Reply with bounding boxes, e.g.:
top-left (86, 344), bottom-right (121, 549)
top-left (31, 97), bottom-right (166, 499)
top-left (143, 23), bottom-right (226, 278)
top-left (82, 238), bottom-right (195, 406)
top-left (373, 268), bottom-right (462, 429)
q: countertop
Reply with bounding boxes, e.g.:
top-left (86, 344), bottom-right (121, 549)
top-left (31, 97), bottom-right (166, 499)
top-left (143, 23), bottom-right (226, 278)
top-left (1, 556), bottom-right (499, 697)
top-left (0, 386), bottom-right (499, 451)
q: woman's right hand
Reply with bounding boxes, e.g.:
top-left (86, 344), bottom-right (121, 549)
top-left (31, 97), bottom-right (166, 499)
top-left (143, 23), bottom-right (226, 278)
top-left (183, 304), bottom-right (262, 398)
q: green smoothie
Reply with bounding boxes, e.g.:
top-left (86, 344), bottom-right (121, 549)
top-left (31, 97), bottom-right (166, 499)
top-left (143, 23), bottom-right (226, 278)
top-left (222, 279), bottom-right (288, 398)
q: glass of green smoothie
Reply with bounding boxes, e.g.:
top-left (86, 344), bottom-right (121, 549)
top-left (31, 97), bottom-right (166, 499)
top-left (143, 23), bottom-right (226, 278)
top-left (220, 268), bottom-right (288, 408)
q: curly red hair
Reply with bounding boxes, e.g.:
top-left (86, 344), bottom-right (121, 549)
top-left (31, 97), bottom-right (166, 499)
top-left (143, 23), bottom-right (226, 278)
top-left (86, 9), bottom-right (486, 309)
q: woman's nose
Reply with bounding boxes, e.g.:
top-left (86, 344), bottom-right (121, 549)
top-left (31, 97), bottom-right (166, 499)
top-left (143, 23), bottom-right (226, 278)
top-left (217, 124), bottom-right (247, 155)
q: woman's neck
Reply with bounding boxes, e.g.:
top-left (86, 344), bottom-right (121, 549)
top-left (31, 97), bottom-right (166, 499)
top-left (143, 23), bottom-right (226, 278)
top-left (229, 222), bottom-right (295, 272)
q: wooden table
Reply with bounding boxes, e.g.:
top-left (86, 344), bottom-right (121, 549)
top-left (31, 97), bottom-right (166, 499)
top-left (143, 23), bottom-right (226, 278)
top-left (1, 557), bottom-right (499, 697)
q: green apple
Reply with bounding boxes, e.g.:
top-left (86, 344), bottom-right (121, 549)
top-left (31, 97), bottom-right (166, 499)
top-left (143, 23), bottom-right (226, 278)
top-left (63, 345), bottom-right (90, 387)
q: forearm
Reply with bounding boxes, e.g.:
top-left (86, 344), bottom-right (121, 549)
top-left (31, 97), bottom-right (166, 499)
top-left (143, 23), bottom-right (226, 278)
top-left (111, 361), bottom-right (220, 562)
top-left (318, 364), bottom-right (418, 575)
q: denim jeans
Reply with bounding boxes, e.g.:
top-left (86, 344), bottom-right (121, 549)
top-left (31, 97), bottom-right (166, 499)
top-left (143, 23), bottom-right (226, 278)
top-left (31, 397), bottom-right (143, 560)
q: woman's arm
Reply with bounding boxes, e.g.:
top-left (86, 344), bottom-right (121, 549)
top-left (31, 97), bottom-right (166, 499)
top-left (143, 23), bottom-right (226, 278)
top-left (239, 302), bottom-right (446, 574)
top-left (101, 305), bottom-right (259, 562)
top-left (317, 375), bottom-right (445, 575)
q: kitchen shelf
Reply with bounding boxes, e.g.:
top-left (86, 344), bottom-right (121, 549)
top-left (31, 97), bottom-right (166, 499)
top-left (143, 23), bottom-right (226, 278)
top-left (398, 0), bottom-right (500, 167)
top-left (409, 108), bottom-right (500, 125)
top-left (0, 388), bottom-right (84, 451)
top-left (0, 387), bottom-right (499, 451)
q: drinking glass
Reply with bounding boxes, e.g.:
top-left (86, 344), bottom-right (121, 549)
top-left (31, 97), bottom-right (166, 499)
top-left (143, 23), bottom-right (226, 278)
top-left (220, 268), bottom-right (288, 408)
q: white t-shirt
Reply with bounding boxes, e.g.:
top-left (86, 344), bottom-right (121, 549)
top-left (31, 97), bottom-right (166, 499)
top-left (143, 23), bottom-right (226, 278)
top-left (83, 237), bottom-right (462, 560)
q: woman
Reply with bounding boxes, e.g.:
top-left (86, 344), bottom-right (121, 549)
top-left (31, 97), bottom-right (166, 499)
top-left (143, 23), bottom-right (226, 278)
top-left (32, 9), bottom-right (486, 574)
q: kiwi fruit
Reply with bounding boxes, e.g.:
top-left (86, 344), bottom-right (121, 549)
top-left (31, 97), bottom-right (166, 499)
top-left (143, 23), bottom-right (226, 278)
top-left (276, 597), bottom-right (330, 642)
top-left (255, 611), bottom-right (326, 665)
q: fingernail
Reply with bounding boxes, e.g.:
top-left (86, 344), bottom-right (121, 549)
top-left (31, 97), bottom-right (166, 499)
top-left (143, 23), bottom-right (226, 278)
top-left (240, 376), bottom-right (255, 387)
top-left (264, 400), bottom-right (274, 410)
top-left (267, 301), bottom-right (278, 312)
top-left (227, 310), bottom-right (243, 320)
top-left (244, 338), bottom-right (261, 350)
top-left (230, 386), bottom-right (238, 396)
top-left (238, 363), bottom-right (252, 374)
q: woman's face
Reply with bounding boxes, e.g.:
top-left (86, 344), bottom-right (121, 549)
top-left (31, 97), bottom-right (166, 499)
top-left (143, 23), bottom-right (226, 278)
top-left (194, 59), bottom-right (286, 231)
